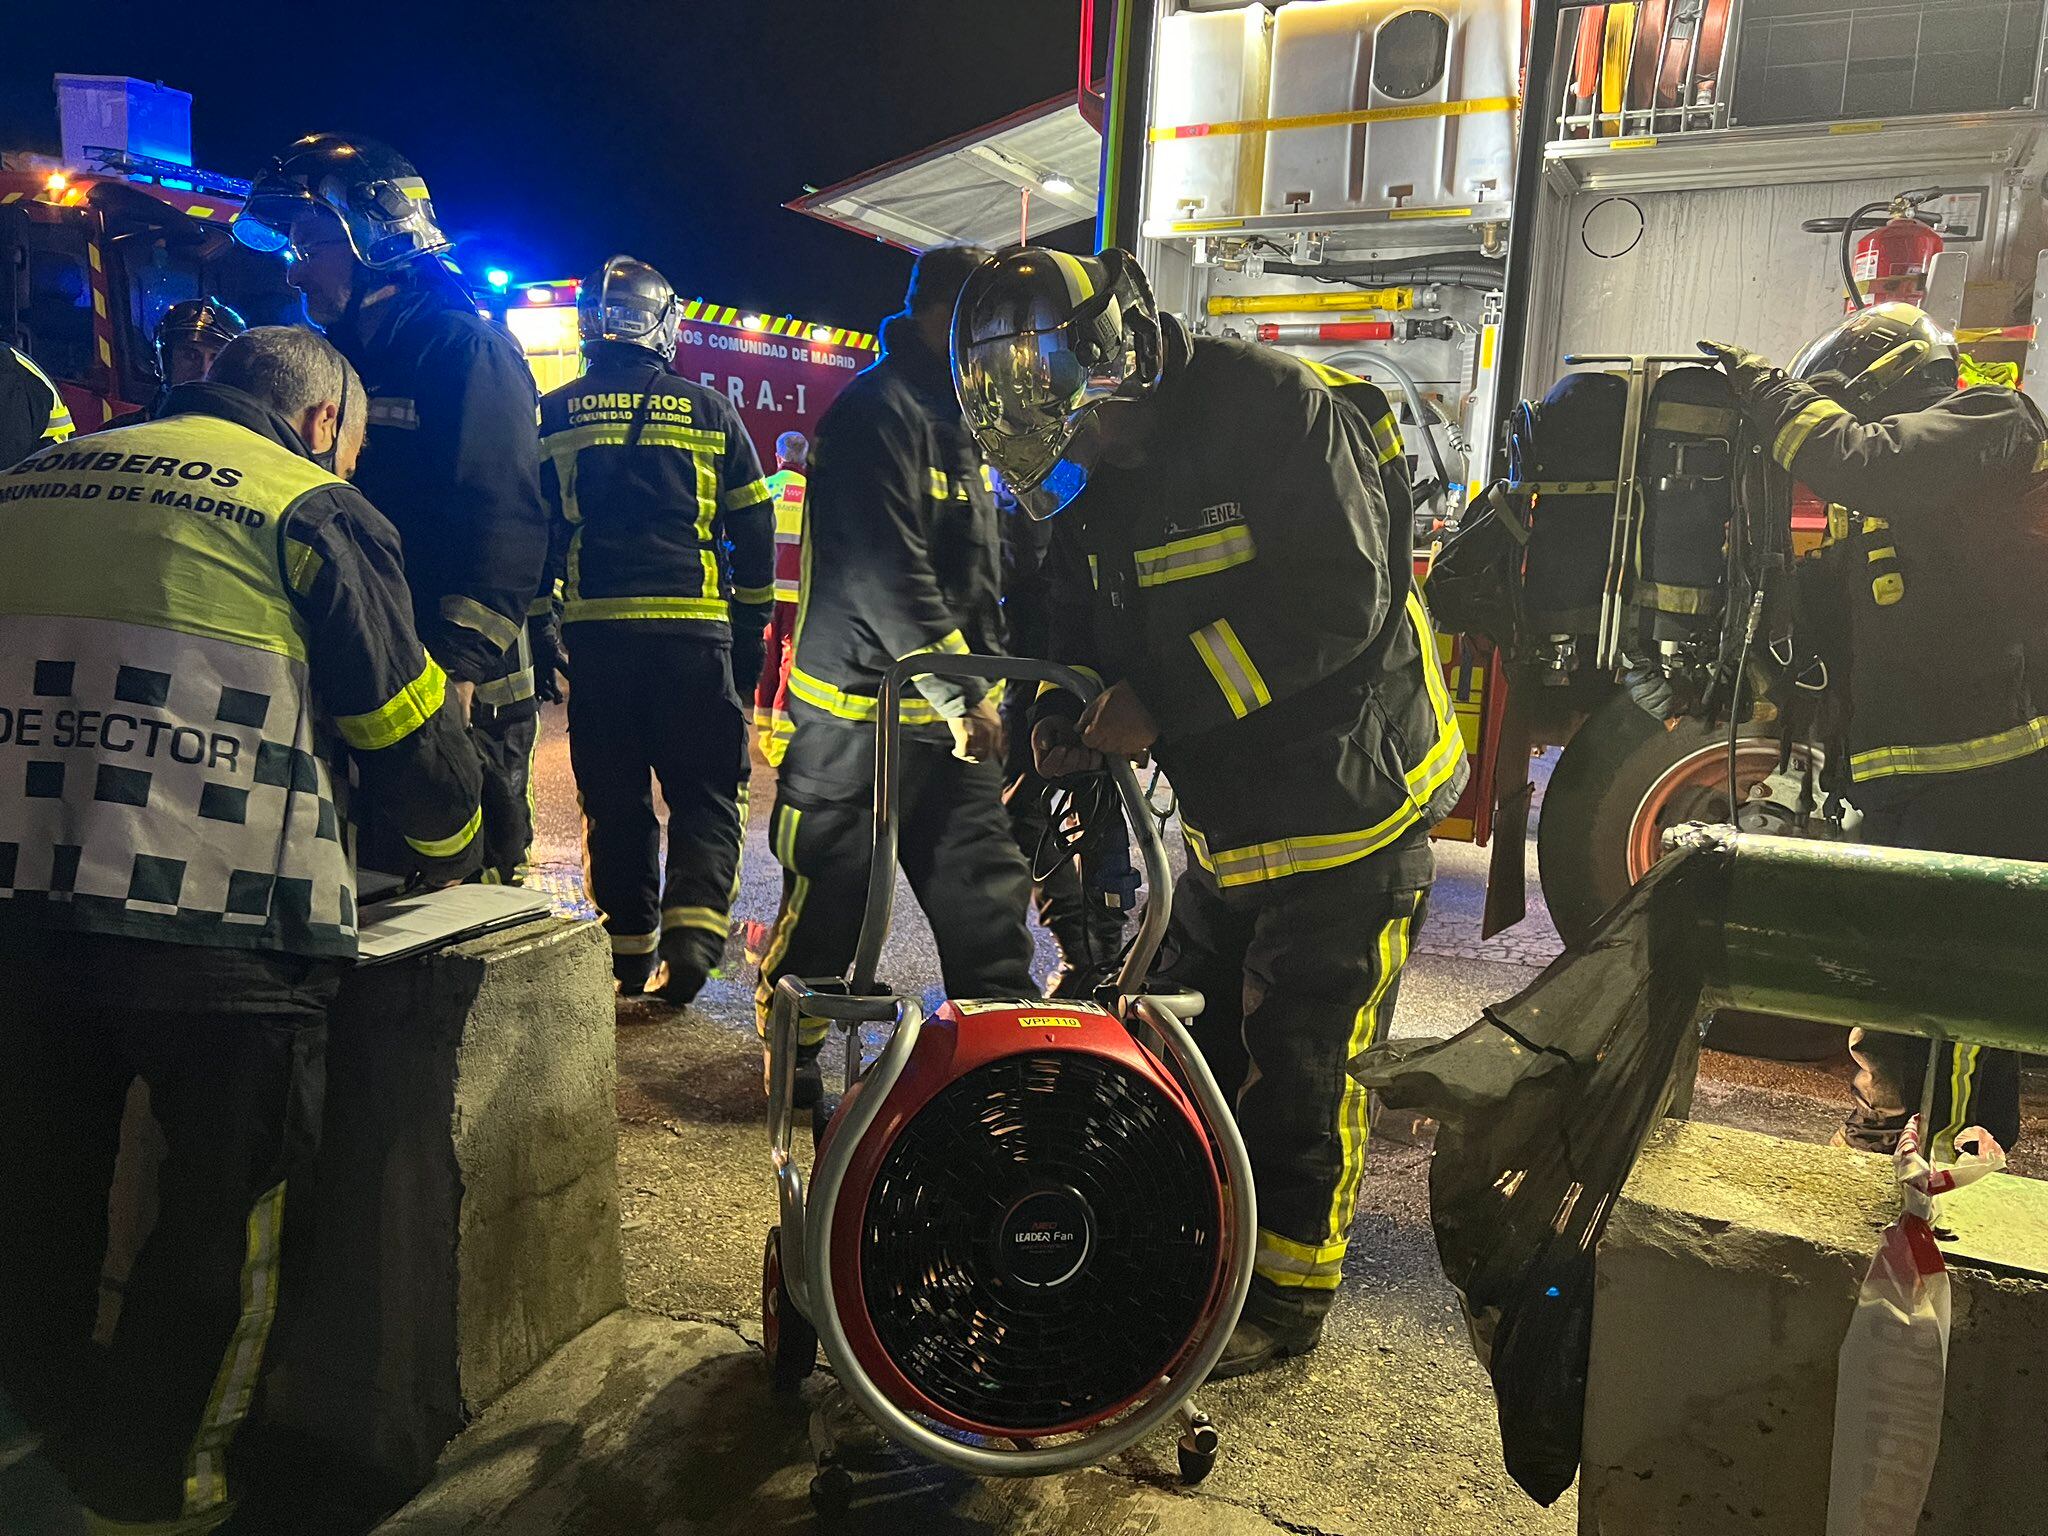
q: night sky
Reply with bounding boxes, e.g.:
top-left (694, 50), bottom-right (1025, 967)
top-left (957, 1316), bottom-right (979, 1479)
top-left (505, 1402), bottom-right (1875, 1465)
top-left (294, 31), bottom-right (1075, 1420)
top-left (1, 0), bottom-right (1083, 329)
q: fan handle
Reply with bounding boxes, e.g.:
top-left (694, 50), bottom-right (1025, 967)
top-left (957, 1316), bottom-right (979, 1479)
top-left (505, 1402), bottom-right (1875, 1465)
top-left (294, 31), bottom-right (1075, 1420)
top-left (852, 655), bottom-right (1174, 999)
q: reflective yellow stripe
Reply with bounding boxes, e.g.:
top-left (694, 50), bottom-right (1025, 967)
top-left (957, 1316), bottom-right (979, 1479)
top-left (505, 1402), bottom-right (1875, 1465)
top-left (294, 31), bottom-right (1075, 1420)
top-left (14, 348), bottom-right (74, 441)
top-left (1190, 618), bottom-right (1270, 719)
top-left (1369, 411), bottom-right (1404, 466)
top-left (334, 655), bottom-right (446, 752)
top-left (1255, 1227), bottom-right (1350, 1290)
top-left (283, 537), bottom-right (324, 597)
top-left (1866, 546), bottom-right (1898, 563)
top-left (1772, 398), bottom-right (1850, 469)
top-left (927, 466), bottom-right (949, 499)
top-left (563, 595), bottom-right (730, 624)
top-left (472, 668), bottom-right (535, 707)
top-left (662, 904), bottom-right (729, 936)
top-left (405, 803), bottom-right (482, 860)
top-left (610, 930), bottom-right (659, 956)
top-left (1405, 592), bottom-right (1465, 803)
top-left (755, 873), bottom-right (817, 1040)
top-left (1328, 903), bottom-right (1415, 1241)
top-left (773, 577), bottom-right (800, 600)
top-left (1191, 800), bottom-right (1426, 888)
top-left (722, 478), bottom-right (773, 511)
top-left (789, 664), bottom-right (1004, 724)
top-left (1849, 715), bottom-right (2048, 781)
top-left (733, 583), bottom-right (775, 606)
top-left (1935, 1045), bottom-right (1981, 1164)
top-left (440, 595), bottom-right (521, 652)
top-left (1133, 525), bottom-right (1256, 587)
top-left (1303, 359), bottom-right (1364, 388)
top-left (542, 422), bottom-right (727, 455)
top-left (183, 1182), bottom-right (286, 1518)
top-left (900, 628), bottom-right (969, 659)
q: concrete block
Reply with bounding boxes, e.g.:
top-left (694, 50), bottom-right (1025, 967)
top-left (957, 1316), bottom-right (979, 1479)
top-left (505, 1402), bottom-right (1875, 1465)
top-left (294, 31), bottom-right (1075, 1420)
top-left (259, 915), bottom-right (624, 1494)
top-left (1580, 1119), bottom-right (2048, 1535)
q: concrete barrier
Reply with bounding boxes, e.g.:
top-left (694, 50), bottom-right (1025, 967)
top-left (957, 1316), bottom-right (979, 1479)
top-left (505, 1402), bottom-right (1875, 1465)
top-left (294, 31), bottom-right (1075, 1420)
top-left (257, 914), bottom-right (624, 1494)
top-left (1580, 1119), bottom-right (2048, 1535)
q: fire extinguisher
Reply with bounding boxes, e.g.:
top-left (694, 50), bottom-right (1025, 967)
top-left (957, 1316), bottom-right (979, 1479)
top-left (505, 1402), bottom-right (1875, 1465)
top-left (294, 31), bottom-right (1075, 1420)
top-left (1802, 188), bottom-right (1949, 312)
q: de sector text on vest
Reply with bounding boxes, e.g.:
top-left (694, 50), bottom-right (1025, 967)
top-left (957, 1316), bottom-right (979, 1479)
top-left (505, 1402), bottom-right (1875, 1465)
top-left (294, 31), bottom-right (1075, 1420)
top-left (0, 705), bottom-right (243, 770)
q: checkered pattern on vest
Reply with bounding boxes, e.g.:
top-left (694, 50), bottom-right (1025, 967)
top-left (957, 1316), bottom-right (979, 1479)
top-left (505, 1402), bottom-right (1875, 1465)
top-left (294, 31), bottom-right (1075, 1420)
top-left (0, 614), bottom-right (356, 955)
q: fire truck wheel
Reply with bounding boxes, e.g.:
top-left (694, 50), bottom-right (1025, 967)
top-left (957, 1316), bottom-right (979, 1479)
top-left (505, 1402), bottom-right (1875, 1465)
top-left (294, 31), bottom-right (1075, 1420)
top-left (1538, 691), bottom-right (1843, 1061)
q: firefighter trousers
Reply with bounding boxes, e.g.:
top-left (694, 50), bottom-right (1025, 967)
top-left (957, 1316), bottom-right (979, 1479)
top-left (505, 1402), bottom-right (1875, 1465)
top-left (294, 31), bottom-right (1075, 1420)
top-left (473, 698), bottom-right (539, 885)
top-left (1150, 844), bottom-right (1432, 1327)
top-left (755, 736), bottom-right (1035, 1040)
top-left (1842, 749), bottom-right (2048, 1156)
top-left (567, 627), bottom-right (748, 987)
top-left (0, 933), bottom-right (336, 1530)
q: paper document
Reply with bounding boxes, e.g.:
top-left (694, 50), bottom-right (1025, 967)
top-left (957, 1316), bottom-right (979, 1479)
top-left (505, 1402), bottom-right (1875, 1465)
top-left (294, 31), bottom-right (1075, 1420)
top-left (356, 884), bottom-right (553, 965)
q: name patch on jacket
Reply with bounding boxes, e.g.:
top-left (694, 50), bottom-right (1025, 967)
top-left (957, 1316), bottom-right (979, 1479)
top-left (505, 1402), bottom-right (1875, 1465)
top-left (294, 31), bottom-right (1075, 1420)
top-left (1162, 501), bottom-right (1246, 538)
top-left (367, 397), bottom-right (419, 430)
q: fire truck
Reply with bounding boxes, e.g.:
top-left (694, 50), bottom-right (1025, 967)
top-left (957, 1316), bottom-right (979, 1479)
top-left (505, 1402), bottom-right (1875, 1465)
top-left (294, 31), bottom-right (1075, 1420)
top-left (797, 0), bottom-right (2048, 985)
top-left (2, 77), bottom-right (296, 432)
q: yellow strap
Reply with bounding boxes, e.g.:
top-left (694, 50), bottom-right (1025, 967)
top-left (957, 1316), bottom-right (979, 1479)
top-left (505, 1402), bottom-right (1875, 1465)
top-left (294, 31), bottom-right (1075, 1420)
top-left (721, 478), bottom-right (774, 511)
top-left (1190, 617), bottom-right (1271, 719)
top-left (405, 803), bottom-right (482, 860)
top-left (1150, 94), bottom-right (1519, 142)
top-left (662, 904), bottom-right (729, 936)
top-left (1849, 715), bottom-right (2048, 782)
top-left (440, 594), bottom-right (522, 652)
top-left (1133, 525), bottom-right (1256, 587)
top-left (563, 595), bottom-right (730, 624)
top-left (334, 654), bottom-right (447, 752)
top-left (1772, 398), bottom-right (1850, 470)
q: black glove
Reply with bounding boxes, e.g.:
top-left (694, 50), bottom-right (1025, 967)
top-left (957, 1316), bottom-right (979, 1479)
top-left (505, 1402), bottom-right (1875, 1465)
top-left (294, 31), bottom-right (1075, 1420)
top-left (529, 614), bottom-right (568, 706)
top-left (1698, 339), bottom-right (1778, 396)
top-left (729, 613), bottom-right (767, 700)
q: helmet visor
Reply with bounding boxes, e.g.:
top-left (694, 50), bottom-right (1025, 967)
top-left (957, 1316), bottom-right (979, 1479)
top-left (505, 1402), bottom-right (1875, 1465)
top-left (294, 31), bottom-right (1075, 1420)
top-left (231, 181), bottom-right (314, 256)
top-left (953, 303), bottom-right (1130, 500)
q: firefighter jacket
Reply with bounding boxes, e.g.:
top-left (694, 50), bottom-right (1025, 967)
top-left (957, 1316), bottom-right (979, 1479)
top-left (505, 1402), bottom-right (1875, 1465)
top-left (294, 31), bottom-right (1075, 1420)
top-left (1730, 364), bottom-right (2048, 794)
top-left (3, 346), bottom-right (74, 465)
top-left (766, 466), bottom-right (807, 609)
top-left (779, 312), bottom-right (1006, 798)
top-left (538, 343), bottom-right (774, 645)
top-left (330, 278), bottom-right (550, 694)
top-left (1039, 328), bottom-right (1466, 899)
top-left (0, 382), bottom-right (485, 956)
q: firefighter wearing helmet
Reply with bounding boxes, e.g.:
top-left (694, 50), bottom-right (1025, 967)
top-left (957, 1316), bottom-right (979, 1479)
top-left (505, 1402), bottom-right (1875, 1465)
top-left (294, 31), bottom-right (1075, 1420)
top-left (1703, 305), bottom-right (2048, 1158)
top-left (236, 134), bottom-right (549, 883)
top-left (954, 246), bottom-right (1467, 1377)
top-left (108, 298), bottom-right (247, 428)
top-left (533, 256), bottom-right (775, 1000)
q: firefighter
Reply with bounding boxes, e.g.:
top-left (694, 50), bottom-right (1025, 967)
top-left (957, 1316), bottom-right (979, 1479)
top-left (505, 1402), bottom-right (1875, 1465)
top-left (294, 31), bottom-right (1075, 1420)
top-left (108, 298), bottom-right (248, 428)
top-left (236, 134), bottom-right (549, 883)
top-left (0, 326), bottom-right (483, 1530)
top-left (1704, 303), bottom-right (2048, 1157)
top-left (753, 429), bottom-right (809, 766)
top-left (537, 256), bottom-right (775, 1000)
top-left (2, 342), bottom-right (74, 464)
top-left (755, 244), bottom-right (1034, 1089)
top-left (953, 247), bottom-right (1467, 1376)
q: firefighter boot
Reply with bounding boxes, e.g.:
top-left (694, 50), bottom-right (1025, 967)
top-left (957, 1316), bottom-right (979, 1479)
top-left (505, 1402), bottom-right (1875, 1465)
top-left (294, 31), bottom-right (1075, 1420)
top-left (1208, 1286), bottom-right (1327, 1380)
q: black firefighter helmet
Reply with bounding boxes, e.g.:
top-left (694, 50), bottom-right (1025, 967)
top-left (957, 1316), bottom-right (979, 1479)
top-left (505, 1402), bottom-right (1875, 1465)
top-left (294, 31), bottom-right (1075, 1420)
top-left (234, 134), bottom-right (451, 271)
top-left (1789, 301), bottom-right (1959, 419)
top-left (950, 246), bottom-right (1165, 519)
top-left (153, 297), bottom-right (246, 380)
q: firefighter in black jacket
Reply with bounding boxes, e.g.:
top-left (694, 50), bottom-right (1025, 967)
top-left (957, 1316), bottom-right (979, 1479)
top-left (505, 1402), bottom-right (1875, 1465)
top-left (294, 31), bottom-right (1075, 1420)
top-left (238, 135), bottom-right (549, 882)
top-left (0, 327), bottom-right (482, 1529)
top-left (536, 256), bottom-right (775, 1000)
top-left (106, 298), bottom-right (247, 429)
top-left (954, 247), bottom-right (1467, 1377)
top-left (1704, 303), bottom-right (2048, 1157)
top-left (756, 245), bottom-right (1035, 1080)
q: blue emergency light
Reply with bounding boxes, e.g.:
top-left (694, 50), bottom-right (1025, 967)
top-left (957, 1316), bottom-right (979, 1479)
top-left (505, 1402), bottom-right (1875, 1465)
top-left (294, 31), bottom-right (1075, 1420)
top-left (485, 268), bottom-right (512, 292)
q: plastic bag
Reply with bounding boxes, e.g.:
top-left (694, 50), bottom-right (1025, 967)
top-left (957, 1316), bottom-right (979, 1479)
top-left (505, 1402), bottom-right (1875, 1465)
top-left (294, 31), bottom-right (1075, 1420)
top-left (1827, 1117), bottom-right (2005, 1536)
top-left (1354, 840), bottom-right (1727, 1505)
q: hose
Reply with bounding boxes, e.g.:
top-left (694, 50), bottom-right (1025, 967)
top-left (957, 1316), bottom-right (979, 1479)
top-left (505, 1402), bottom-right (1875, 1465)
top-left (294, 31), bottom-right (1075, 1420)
top-left (1263, 257), bottom-right (1507, 292)
top-left (1322, 347), bottom-right (1455, 504)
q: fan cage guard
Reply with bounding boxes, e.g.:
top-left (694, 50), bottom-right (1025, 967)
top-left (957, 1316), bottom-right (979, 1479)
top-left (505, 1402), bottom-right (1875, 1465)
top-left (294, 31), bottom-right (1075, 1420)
top-left (854, 1050), bottom-right (1226, 1436)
